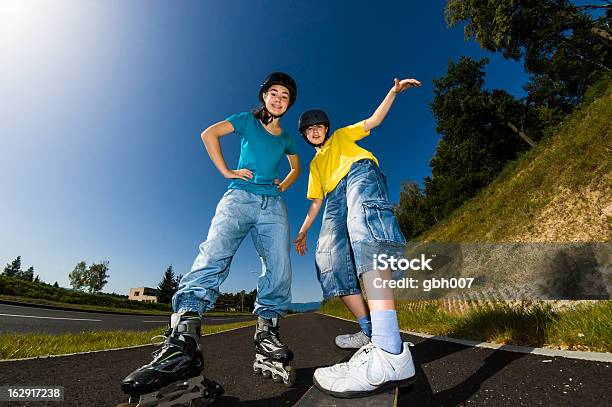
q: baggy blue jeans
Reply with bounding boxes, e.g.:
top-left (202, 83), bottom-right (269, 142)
top-left (172, 188), bottom-right (292, 316)
top-left (316, 159), bottom-right (406, 299)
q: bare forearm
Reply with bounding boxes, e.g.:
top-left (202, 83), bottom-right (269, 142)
top-left (299, 199), bottom-right (323, 233)
top-left (364, 78), bottom-right (422, 132)
top-left (280, 168), bottom-right (300, 189)
top-left (364, 88), bottom-right (397, 131)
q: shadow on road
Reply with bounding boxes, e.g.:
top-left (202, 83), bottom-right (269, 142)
top-left (212, 366), bottom-right (317, 406)
top-left (399, 337), bottom-right (526, 406)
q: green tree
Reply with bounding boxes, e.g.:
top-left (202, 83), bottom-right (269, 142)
top-left (445, 1), bottom-right (611, 121)
top-left (427, 57), bottom-right (536, 220)
top-left (157, 265), bottom-right (176, 304)
top-left (173, 274), bottom-right (182, 294)
top-left (3, 256), bottom-right (22, 277)
top-left (69, 261), bottom-right (87, 290)
top-left (21, 266), bottom-right (34, 282)
top-left (53, 281), bottom-right (60, 288)
top-left (244, 289), bottom-right (257, 312)
top-left (394, 182), bottom-right (435, 240)
top-left (85, 261), bottom-right (109, 293)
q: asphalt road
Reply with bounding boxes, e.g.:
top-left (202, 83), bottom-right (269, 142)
top-left (0, 313), bottom-right (610, 406)
top-left (0, 303), bottom-right (255, 334)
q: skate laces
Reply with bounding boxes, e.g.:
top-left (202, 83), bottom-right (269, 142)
top-left (267, 328), bottom-right (284, 347)
top-left (151, 334), bottom-right (167, 346)
top-left (348, 342), bottom-right (376, 367)
top-left (149, 333), bottom-right (185, 362)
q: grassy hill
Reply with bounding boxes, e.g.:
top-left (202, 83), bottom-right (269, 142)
top-left (421, 80), bottom-right (611, 243)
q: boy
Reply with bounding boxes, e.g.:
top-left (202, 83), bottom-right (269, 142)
top-left (294, 77), bottom-right (421, 397)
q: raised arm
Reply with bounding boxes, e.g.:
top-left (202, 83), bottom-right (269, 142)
top-left (294, 198), bottom-right (323, 255)
top-left (363, 78), bottom-right (422, 132)
top-left (201, 120), bottom-right (253, 181)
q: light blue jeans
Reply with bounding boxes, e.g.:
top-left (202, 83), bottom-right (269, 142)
top-left (316, 159), bottom-right (406, 299)
top-left (172, 188), bottom-right (292, 316)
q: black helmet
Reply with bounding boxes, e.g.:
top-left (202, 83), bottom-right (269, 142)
top-left (298, 109), bottom-right (330, 135)
top-left (259, 72), bottom-right (297, 107)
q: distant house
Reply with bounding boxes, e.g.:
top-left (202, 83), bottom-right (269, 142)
top-left (129, 287), bottom-right (158, 303)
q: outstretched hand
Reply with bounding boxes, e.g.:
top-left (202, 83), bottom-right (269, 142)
top-left (392, 78), bottom-right (422, 94)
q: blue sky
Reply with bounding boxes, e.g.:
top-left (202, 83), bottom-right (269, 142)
top-left (0, 0), bottom-right (536, 303)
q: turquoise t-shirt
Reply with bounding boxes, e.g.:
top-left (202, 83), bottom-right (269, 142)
top-left (225, 112), bottom-right (298, 196)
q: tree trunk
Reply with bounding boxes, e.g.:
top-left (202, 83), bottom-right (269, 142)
top-left (591, 27), bottom-right (612, 43)
top-left (505, 121), bottom-right (536, 147)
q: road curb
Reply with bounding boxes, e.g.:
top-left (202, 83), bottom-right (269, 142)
top-left (321, 313), bottom-right (612, 363)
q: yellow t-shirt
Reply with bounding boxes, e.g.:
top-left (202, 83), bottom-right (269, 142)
top-left (307, 120), bottom-right (378, 200)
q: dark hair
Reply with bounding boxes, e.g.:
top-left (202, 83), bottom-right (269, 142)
top-left (252, 105), bottom-right (267, 122)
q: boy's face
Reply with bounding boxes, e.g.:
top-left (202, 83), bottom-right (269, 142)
top-left (263, 85), bottom-right (291, 116)
top-left (305, 124), bottom-right (328, 146)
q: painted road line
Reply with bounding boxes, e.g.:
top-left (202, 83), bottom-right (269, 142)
top-left (0, 313), bottom-right (101, 322)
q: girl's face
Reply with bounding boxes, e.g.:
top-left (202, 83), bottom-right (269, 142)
top-left (263, 84), bottom-right (291, 116)
top-left (305, 124), bottom-right (327, 146)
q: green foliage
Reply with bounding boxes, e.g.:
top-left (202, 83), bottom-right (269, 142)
top-left (3, 257), bottom-right (37, 282)
top-left (3, 256), bottom-right (22, 278)
top-left (21, 266), bottom-right (34, 282)
top-left (157, 265), bottom-right (179, 304)
top-left (320, 297), bottom-right (612, 352)
top-left (68, 260), bottom-right (110, 293)
top-left (0, 275), bottom-right (171, 312)
top-left (396, 57), bottom-right (540, 238)
top-left (217, 289), bottom-right (257, 312)
top-left (69, 261), bottom-right (87, 290)
top-left (445, 0), bottom-right (611, 124)
top-left (394, 182), bottom-right (435, 240)
top-left (86, 261), bottom-right (109, 293)
top-left (421, 79), bottom-right (611, 242)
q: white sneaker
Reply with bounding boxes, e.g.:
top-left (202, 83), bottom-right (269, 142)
top-left (313, 342), bottom-right (416, 398)
top-left (335, 330), bottom-right (371, 349)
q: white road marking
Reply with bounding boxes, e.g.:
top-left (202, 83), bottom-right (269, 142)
top-left (0, 313), bottom-right (101, 322)
top-left (142, 317), bottom-right (242, 323)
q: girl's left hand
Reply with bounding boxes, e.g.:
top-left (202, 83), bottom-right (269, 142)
top-left (274, 179), bottom-right (287, 192)
top-left (392, 78), bottom-right (422, 93)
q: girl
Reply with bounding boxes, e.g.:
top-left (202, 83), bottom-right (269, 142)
top-left (295, 77), bottom-right (421, 398)
top-left (122, 72), bottom-right (301, 402)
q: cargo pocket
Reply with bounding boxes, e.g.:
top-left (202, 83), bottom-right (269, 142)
top-left (315, 239), bottom-right (332, 275)
top-left (362, 200), bottom-right (406, 243)
top-left (315, 239), bottom-right (337, 298)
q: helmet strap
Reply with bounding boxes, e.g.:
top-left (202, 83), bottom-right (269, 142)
top-left (261, 106), bottom-right (285, 125)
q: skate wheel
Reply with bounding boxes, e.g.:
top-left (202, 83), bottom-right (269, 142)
top-left (188, 399), bottom-right (207, 407)
top-left (262, 369), bottom-right (272, 378)
top-left (272, 373), bottom-right (282, 383)
top-left (253, 367), bottom-right (262, 375)
top-left (284, 367), bottom-right (296, 387)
